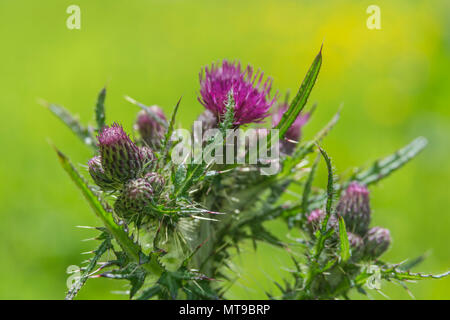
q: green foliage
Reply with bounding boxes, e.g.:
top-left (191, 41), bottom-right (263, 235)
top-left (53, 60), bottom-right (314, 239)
top-left (45, 102), bottom-right (97, 150)
top-left (95, 87), bottom-right (107, 130)
top-left (338, 217), bottom-right (350, 263)
top-left (49, 49), bottom-right (448, 300)
top-left (274, 46), bottom-right (322, 140)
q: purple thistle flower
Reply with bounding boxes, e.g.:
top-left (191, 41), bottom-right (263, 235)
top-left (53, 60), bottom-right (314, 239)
top-left (364, 227), bottom-right (391, 259)
top-left (272, 103), bottom-right (310, 154)
top-left (135, 107), bottom-right (167, 150)
top-left (336, 182), bottom-right (371, 236)
top-left (98, 123), bottom-right (144, 183)
top-left (87, 156), bottom-right (117, 190)
top-left (114, 177), bottom-right (154, 218)
top-left (198, 60), bottom-right (276, 126)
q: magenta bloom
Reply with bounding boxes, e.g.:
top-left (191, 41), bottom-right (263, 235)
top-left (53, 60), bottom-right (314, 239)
top-left (198, 60), bottom-right (276, 126)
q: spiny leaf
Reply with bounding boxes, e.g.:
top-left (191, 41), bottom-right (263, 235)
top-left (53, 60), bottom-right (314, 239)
top-left (54, 147), bottom-right (164, 277)
top-left (310, 145), bottom-right (335, 261)
top-left (161, 97), bottom-right (182, 163)
top-left (302, 153), bottom-right (320, 213)
top-left (354, 137), bottom-right (427, 186)
top-left (136, 284), bottom-right (162, 300)
top-left (338, 216), bottom-right (350, 263)
top-left (65, 234), bottom-right (112, 300)
top-left (274, 46), bottom-right (322, 140)
top-left (280, 107), bottom-right (340, 179)
top-left (45, 102), bottom-right (96, 150)
top-left (219, 89), bottom-right (235, 134)
top-left (384, 268), bottom-right (450, 281)
top-left (317, 145), bottom-right (334, 218)
top-left (398, 252), bottom-right (430, 271)
top-left (95, 87), bottom-right (106, 130)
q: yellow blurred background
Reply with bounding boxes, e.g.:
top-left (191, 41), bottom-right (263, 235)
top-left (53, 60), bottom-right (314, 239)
top-left (0, 0), bottom-right (448, 299)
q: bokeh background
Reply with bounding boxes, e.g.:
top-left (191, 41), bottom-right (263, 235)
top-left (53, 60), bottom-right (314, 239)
top-left (0, 0), bottom-right (449, 299)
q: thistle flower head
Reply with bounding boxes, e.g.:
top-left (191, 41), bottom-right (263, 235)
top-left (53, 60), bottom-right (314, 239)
top-left (272, 103), bottom-right (310, 154)
top-left (140, 146), bottom-right (156, 172)
top-left (144, 172), bottom-right (165, 194)
top-left (364, 227), bottom-right (391, 259)
top-left (336, 182), bottom-right (371, 235)
top-left (114, 177), bottom-right (154, 218)
top-left (196, 109), bottom-right (218, 132)
top-left (347, 232), bottom-right (364, 261)
top-left (87, 156), bottom-right (117, 190)
top-left (135, 107), bottom-right (167, 150)
top-left (306, 209), bottom-right (325, 235)
top-left (98, 123), bottom-right (144, 183)
top-left (198, 60), bottom-right (276, 126)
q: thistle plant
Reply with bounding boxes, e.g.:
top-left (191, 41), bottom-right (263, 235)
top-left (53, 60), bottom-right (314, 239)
top-left (46, 47), bottom-right (449, 300)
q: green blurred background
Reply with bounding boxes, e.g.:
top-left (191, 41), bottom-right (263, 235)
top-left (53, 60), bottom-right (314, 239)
top-left (0, 0), bottom-right (448, 299)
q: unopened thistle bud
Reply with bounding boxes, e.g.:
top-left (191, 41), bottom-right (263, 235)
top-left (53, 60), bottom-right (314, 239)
top-left (135, 107), bottom-right (167, 150)
top-left (140, 146), bottom-right (156, 172)
top-left (336, 182), bottom-right (371, 236)
top-left (364, 227), bottom-right (391, 259)
top-left (87, 156), bottom-right (117, 190)
top-left (306, 209), bottom-right (325, 235)
top-left (347, 232), bottom-right (364, 261)
top-left (114, 177), bottom-right (154, 218)
top-left (196, 109), bottom-right (218, 132)
top-left (306, 209), bottom-right (338, 235)
top-left (98, 123), bottom-right (144, 183)
top-left (144, 172), bottom-right (165, 194)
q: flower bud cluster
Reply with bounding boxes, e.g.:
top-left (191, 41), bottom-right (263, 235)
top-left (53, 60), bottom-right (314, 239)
top-left (306, 182), bottom-right (391, 260)
top-left (87, 123), bottom-right (165, 220)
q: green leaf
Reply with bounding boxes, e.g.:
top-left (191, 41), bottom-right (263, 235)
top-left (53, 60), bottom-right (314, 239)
top-left (398, 252), bottom-right (430, 271)
top-left (65, 234), bottom-right (112, 300)
top-left (354, 137), bottom-right (427, 186)
top-left (95, 87), bottom-right (106, 130)
top-left (54, 147), bottom-right (164, 277)
top-left (219, 89), bottom-right (235, 134)
top-left (46, 102), bottom-right (96, 150)
top-left (280, 107), bottom-right (340, 180)
top-left (274, 46), bottom-right (322, 140)
top-left (310, 145), bottom-right (335, 261)
top-left (317, 145), bottom-right (334, 219)
top-left (158, 271), bottom-right (180, 299)
top-left (161, 97), bottom-right (182, 163)
top-left (136, 284), bottom-right (162, 300)
top-left (383, 268), bottom-right (450, 281)
top-left (338, 216), bottom-right (350, 263)
top-left (172, 163), bottom-right (187, 188)
top-left (302, 153), bottom-right (320, 213)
